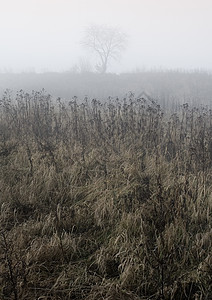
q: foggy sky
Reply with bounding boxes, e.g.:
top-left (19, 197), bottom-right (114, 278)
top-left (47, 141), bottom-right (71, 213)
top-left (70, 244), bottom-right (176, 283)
top-left (1, 0), bottom-right (212, 73)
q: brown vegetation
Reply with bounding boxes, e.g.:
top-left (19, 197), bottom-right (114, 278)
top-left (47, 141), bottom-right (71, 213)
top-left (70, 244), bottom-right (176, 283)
top-left (0, 90), bottom-right (211, 299)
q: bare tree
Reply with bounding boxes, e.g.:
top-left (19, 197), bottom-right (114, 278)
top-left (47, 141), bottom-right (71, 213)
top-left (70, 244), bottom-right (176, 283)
top-left (81, 24), bottom-right (127, 74)
top-left (78, 57), bottom-right (93, 73)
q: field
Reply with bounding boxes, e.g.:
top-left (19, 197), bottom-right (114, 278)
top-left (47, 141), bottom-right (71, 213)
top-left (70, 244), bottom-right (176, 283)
top-left (0, 89), bottom-right (211, 299)
top-left (1, 70), bottom-right (212, 107)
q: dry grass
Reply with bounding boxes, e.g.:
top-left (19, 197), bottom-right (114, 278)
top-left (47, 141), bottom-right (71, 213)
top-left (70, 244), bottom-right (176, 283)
top-left (0, 90), bottom-right (211, 299)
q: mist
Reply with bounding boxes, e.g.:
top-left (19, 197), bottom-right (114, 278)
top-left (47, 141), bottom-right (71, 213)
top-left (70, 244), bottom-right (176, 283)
top-left (1, 1), bottom-right (212, 299)
top-left (1, 0), bottom-right (212, 73)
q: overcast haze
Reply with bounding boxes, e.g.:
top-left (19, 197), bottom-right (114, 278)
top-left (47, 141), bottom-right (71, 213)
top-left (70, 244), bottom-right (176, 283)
top-left (1, 0), bottom-right (212, 73)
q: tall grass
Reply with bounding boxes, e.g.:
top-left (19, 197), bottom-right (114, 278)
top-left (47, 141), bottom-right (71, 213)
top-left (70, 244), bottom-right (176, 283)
top-left (0, 90), bottom-right (211, 299)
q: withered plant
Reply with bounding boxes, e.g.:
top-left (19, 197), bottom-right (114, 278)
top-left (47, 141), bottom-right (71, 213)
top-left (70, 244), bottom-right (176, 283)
top-left (0, 91), bottom-right (211, 299)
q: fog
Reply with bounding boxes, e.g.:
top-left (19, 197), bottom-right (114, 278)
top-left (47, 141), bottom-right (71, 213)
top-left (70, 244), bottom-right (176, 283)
top-left (1, 0), bottom-right (212, 73)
